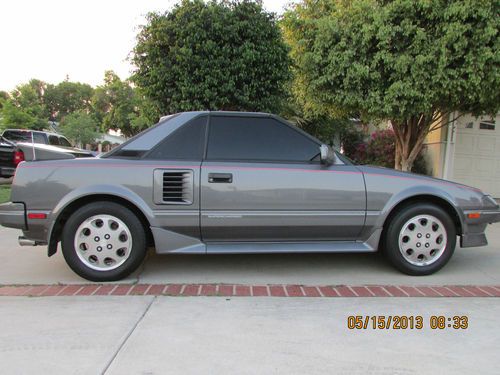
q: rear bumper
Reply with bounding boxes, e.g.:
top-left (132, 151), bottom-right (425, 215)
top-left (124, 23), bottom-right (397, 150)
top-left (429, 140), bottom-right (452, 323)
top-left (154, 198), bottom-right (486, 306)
top-left (0, 167), bottom-right (15, 178)
top-left (0, 202), bottom-right (26, 230)
top-left (460, 209), bottom-right (500, 248)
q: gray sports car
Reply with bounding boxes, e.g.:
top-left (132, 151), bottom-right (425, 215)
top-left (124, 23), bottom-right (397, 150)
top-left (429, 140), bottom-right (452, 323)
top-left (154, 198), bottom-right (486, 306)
top-left (1, 111), bottom-right (499, 281)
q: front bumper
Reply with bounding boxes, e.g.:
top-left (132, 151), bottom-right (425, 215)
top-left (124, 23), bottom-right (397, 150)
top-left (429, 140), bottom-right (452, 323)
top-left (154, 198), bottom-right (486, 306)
top-left (461, 208), bottom-right (500, 248)
top-left (0, 202), bottom-right (26, 230)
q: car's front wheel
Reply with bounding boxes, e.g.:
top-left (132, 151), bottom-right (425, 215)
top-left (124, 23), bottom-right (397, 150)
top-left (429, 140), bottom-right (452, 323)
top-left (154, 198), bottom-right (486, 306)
top-left (61, 201), bottom-right (147, 282)
top-left (383, 203), bottom-right (457, 275)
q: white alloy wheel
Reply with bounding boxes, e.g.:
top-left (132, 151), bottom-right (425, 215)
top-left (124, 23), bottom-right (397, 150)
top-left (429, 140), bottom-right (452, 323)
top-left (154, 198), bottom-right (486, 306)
top-left (398, 214), bottom-right (447, 266)
top-left (74, 214), bottom-right (133, 271)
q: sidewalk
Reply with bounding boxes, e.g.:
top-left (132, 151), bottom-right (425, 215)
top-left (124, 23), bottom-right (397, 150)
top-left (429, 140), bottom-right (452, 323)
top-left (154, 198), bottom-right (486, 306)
top-left (1, 296), bottom-right (499, 374)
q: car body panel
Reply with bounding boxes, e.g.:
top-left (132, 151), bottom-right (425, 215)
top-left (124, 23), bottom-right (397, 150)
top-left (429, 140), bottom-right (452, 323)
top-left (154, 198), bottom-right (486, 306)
top-left (1, 111), bottom-right (499, 260)
top-left (200, 161), bottom-right (366, 241)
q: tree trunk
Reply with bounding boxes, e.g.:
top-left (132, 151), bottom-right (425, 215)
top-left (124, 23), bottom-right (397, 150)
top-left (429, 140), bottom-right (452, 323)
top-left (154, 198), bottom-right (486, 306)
top-left (391, 115), bottom-right (433, 172)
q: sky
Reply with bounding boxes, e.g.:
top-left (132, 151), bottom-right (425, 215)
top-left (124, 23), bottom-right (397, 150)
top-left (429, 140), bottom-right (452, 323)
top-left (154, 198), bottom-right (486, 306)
top-left (0, 0), bottom-right (292, 92)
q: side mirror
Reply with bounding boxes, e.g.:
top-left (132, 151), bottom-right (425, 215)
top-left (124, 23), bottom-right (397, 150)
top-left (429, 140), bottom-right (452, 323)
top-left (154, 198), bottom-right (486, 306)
top-left (320, 144), bottom-right (335, 165)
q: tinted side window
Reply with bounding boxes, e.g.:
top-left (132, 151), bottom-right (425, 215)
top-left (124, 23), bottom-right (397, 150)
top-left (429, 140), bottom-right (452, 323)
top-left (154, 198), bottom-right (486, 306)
top-left (146, 116), bottom-right (207, 160)
top-left (207, 117), bottom-right (319, 162)
top-left (58, 137), bottom-right (72, 147)
top-left (48, 135), bottom-right (60, 145)
top-left (33, 133), bottom-right (46, 144)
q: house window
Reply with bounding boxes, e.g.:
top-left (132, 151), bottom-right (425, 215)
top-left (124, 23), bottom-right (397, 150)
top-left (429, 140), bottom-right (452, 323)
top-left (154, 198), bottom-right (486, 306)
top-left (479, 121), bottom-right (496, 130)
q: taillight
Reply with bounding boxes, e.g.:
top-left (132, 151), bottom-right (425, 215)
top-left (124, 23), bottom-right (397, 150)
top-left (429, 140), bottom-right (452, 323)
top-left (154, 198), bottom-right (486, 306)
top-left (13, 150), bottom-right (25, 166)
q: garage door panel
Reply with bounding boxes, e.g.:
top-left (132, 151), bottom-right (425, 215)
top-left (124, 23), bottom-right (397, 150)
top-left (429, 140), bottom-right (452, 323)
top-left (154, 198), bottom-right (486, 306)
top-left (455, 135), bottom-right (475, 153)
top-left (452, 155), bottom-right (473, 174)
top-left (452, 114), bottom-right (500, 198)
top-left (475, 136), bottom-right (496, 154)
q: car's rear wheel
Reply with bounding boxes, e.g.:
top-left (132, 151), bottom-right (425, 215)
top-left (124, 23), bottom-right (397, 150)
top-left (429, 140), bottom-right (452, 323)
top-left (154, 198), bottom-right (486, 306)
top-left (61, 201), bottom-right (147, 281)
top-left (383, 203), bottom-right (456, 275)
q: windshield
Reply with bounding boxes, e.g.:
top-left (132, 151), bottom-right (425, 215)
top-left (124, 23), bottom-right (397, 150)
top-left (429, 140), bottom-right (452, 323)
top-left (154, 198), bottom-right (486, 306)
top-left (336, 151), bottom-right (355, 165)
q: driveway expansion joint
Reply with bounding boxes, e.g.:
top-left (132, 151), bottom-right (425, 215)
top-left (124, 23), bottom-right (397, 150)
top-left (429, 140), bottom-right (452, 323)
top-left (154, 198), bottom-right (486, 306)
top-left (1, 284), bottom-right (499, 297)
top-left (101, 296), bottom-right (156, 375)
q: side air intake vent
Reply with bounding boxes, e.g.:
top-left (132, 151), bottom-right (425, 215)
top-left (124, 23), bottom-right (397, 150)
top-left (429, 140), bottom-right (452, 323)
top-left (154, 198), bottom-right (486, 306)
top-left (153, 169), bottom-right (194, 205)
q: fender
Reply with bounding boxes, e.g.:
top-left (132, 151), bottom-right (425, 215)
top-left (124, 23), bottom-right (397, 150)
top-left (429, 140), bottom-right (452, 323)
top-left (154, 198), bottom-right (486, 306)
top-left (47, 184), bottom-right (155, 256)
top-left (374, 184), bottom-right (466, 232)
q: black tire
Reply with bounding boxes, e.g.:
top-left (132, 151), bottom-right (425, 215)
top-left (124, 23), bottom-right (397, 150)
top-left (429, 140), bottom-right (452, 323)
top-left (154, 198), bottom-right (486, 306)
top-left (61, 201), bottom-right (147, 282)
top-left (382, 203), bottom-right (456, 276)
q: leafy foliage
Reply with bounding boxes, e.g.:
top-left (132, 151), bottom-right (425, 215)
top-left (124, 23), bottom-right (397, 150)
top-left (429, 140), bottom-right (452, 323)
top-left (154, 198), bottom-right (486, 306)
top-left (5, 80), bottom-right (48, 129)
top-left (0, 91), bottom-right (9, 110)
top-left (131, 0), bottom-right (291, 115)
top-left (0, 100), bottom-right (45, 130)
top-left (0, 79), bottom-right (94, 130)
top-left (60, 111), bottom-right (99, 146)
top-left (92, 71), bottom-right (155, 137)
top-left (44, 81), bottom-right (94, 122)
top-left (283, 0), bottom-right (500, 170)
top-left (345, 129), bottom-right (428, 174)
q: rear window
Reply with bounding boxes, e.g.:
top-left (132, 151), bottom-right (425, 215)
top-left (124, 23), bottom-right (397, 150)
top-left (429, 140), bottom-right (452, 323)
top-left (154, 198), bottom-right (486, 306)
top-left (3, 131), bottom-right (45, 144)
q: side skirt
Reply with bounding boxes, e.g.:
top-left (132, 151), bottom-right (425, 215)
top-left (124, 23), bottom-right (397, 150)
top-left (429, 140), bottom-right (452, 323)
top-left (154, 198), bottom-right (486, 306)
top-left (152, 227), bottom-right (382, 255)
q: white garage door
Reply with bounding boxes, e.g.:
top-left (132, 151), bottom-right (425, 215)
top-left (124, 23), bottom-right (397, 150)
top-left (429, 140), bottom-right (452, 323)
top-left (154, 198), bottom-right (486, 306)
top-left (452, 114), bottom-right (500, 198)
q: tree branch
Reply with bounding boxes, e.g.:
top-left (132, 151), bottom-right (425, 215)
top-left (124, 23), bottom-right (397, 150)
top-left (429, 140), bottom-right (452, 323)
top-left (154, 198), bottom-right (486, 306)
top-left (428, 111), bottom-right (467, 132)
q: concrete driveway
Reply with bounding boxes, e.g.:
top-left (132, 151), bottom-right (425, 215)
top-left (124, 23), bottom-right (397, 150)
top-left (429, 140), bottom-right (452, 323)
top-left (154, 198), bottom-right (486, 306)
top-left (1, 223), bottom-right (499, 374)
top-left (0, 223), bottom-right (499, 286)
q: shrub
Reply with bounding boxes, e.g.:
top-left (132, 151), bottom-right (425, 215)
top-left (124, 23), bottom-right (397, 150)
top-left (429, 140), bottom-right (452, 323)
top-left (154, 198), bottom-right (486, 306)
top-left (344, 129), bottom-right (428, 174)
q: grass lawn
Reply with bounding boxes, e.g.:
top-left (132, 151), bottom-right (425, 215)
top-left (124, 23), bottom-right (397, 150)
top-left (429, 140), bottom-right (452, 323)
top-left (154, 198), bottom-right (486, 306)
top-left (0, 185), bottom-right (11, 203)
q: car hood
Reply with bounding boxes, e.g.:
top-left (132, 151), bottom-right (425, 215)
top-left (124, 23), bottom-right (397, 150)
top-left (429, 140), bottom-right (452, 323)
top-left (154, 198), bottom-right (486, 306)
top-left (357, 165), bottom-right (483, 193)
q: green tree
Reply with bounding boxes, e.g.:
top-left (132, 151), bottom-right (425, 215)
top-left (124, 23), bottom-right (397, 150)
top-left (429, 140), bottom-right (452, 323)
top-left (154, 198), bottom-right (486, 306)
top-left (8, 79), bottom-right (48, 128)
top-left (92, 71), bottom-right (152, 137)
top-left (60, 111), bottom-right (99, 146)
top-left (131, 0), bottom-right (291, 115)
top-left (44, 80), bottom-right (94, 121)
top-left (0, 100), bottom-right (43, 130)
top-left (1, 80), bottom-right (48, 130)
top-left (0, 91), bottom-right (9, 110)
top-left (283, 0), bottom-right (499, 171)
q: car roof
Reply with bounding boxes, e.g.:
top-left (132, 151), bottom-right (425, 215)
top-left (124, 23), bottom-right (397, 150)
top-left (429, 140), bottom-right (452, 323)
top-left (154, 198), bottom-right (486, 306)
top-left (160, 111), bottom-right (274, 120)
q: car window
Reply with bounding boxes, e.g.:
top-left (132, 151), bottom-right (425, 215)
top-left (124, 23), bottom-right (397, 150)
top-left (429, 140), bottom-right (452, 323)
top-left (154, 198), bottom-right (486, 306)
top-left (48, 135), bottom-right (60, 146)
top-left (206, 116), bottom-right (320, 162)
top-left (145, 116), bottom-right (207, 160)
top-left (58, 136), bottom-right (72, 147)
top-left (2, 130), bottom-right (45, 144)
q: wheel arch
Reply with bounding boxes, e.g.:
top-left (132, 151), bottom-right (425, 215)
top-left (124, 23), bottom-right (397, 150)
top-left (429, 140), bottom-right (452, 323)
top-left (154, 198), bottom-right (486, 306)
top-left (48, 187), bottom-right (155, 257)
top-left (381, 194), bottom-right (463, 238)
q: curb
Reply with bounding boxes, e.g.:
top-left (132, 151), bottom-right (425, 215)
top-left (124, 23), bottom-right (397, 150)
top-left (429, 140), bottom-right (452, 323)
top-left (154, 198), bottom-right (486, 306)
top-left (1, 284), bottom-right (499, 297)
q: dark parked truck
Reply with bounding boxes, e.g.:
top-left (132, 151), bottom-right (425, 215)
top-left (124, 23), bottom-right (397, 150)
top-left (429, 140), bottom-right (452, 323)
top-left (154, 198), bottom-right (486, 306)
top-left (0, 112), bottom-right (499, 281)
top-left (0, 136), bottom-right (24, 178)
top-left (0, 130), bottom-right (94, 174)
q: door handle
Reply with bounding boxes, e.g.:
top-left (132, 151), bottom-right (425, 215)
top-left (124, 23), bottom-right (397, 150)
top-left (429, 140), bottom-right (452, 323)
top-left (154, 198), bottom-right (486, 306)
top-left (208, 173), bottom-right (233, 183)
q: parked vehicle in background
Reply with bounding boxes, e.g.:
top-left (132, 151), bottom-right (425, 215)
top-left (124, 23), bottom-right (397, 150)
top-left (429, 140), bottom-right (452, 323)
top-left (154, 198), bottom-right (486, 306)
top-left (0, 136), bottom-right (24, 178)
top-left (0, 129), bottom-right (94, 168)
top-left (0, 112), bottom-right (499, 281)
